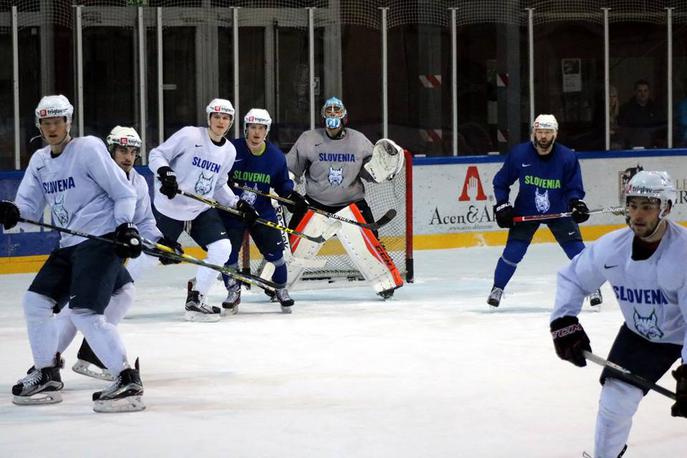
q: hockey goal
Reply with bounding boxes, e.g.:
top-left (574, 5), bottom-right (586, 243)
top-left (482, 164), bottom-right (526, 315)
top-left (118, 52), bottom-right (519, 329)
top-left (241, 150), bottom-right (414, 288)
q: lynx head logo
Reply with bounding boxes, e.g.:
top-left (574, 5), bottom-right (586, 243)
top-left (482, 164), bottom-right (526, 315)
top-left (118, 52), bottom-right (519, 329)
top-left (328, 167), bottom-right (343, 186)
top-left (633, 309), bottom-right (664, 340)
top-left (194, 172), bottom-right (214, 195)
top-left (52, 194), bottom-right (69, 226)
top-left (241, 185), bottom-right (258, 206)
top-left (534, 188), bottom-right (550, 213)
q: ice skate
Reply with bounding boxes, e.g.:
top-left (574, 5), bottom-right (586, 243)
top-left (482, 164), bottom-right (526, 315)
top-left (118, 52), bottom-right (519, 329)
top-left (222, 283), bottom-right (241, 315)
top-left (93, 358), bottom-right (145, 413)
top-left (72, 338), bottom-right (114, 381)
top-left (185, 280), bottom-right (220, 322)
top-left (274, 288), bottom-right (294, 313)
top-left (12, 354), bottom-right (64, 405)
top-left (487, 287), bottom-right (503, 307)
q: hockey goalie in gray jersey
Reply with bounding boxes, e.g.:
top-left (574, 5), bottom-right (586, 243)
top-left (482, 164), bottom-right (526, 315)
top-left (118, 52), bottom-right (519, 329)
top-left (285, 97), bottom-right (404, 298)
top-left (549, 171), bottom-right (687, 457)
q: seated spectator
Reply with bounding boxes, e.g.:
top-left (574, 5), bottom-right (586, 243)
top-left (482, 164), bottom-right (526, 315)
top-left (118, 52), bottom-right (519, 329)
top-left (617, 79), bottom-right (665, 149)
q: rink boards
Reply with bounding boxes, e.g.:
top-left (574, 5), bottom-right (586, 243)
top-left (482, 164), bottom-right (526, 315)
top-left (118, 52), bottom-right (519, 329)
top-left (1, 149), bottom-right (687, 273)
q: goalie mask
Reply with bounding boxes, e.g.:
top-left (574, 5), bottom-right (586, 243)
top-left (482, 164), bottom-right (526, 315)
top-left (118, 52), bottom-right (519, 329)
top-left (624, 170), bottom-right (676, 220)
top-left (321, 97), bottom-right (348, 130)
top-left (243, 108), bottom-right (272, 138)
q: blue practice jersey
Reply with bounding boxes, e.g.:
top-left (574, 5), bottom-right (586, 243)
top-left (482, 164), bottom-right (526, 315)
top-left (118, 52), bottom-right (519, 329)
top-left (493, 141), bottom-right (585, 216)
top-left (228, 139), bottom-right (294, 223)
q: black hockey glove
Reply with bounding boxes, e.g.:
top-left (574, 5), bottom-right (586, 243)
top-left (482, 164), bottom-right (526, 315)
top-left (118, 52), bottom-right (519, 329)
top-left (284, 191), bottom-right (309, 214)
top-left (569, 199), bottom-right (590, 224)
top-left (0, 200), bottom-right (20, 230)
top-left (671, 364), bottom-right (687, 418)
top-left (236, 200), bottom-right (259, 227)
top-left (113, 223), bottom-right (142, 259)
top-left (157, 166), bottom-right (179, 199)
top-left (494, 202), bottom-right (514, 228)
top-left (550, 316), bottom-right (591, 367)
top-left (157, 236), bottom-right (184, 265)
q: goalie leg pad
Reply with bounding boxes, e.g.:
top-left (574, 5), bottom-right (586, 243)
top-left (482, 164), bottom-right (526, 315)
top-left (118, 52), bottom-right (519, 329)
top-left (335, 204), bottom-right (403, 294)
top-left (287, 211), bottom-right (337, 287)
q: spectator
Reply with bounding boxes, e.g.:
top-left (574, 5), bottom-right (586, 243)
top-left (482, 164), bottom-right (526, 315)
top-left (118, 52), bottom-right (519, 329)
top-left (617, 79), bottom-right (665, 149)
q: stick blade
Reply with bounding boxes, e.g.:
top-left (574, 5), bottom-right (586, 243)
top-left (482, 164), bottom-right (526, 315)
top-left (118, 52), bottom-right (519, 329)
top-left (373, 209), bottom-right (397, 229)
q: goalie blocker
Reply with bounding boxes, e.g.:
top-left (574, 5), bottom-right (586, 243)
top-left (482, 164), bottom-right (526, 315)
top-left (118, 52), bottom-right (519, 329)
top-left (287, 202), bottom-right (403, 298)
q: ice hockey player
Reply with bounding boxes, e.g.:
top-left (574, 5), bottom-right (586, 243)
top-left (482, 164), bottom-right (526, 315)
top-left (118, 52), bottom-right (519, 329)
top-left (148, 98), bottom-right (258, 322)
top-left (286, 96), bottom-right (404, 298)
top-left (59, 126), bottom-right (183, 381)
top-left (487, 114), bottom-right (602, 307)
top-left (220, 108), bottom-right (304, 314)
top-left (550, 170), bottom-right (687, 457)
top-left (0, 95), bottom-right (144, 412)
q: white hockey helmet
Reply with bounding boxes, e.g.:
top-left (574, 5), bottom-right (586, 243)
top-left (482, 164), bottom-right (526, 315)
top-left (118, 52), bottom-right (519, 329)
top-left (321, 96), bottom-right (347, 129)
top-left (106, 126), bottom-right (142, 151)
top-left (532, 114), bottom-right (558, 131)
top-left (206, 98), bottom-right (235, 130)
top-left (624, 170), bottom-right (676, 219)
top-left (243, 108), bottom-right (272, 137)
top-left (35, 94), bottom-right (74, 128)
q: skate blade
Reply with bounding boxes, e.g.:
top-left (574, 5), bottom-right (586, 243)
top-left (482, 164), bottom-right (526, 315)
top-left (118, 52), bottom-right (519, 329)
top-left (13, 391), bottom-right (63, 405)
top-left (184, 310), bottom-right (221, 322)
top-left (93, 395), bottom-right (145, 413)
top-left (281, 305), bottom-right (293, 314)
top-left (221, 304), bottom-right (240, 315)
top-left (72, 360), bottom-right (115, 381)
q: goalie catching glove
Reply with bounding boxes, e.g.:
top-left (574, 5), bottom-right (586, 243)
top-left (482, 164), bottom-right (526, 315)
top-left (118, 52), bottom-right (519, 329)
top-left (364, 138), bottom-right (404, 183)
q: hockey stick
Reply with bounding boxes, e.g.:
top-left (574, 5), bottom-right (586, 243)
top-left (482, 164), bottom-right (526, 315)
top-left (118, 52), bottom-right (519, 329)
top-left (231, 183), bottom-right (397, 230)
top-left (17, 217), bottom-right (276, 291)
top-left (583, 351), bottom-right (676, 400)
top-left (177, 189), bottom-right (327, 243)
top-left (513, 206), bottom-right (625, 223)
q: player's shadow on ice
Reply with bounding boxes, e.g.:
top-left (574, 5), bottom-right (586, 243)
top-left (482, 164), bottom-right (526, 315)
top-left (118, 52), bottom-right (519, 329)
top-left (471, 306), bottom-right (553, 314)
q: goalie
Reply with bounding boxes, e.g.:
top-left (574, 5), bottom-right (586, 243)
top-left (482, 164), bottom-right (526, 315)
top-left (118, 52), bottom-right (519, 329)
top-left (285, 97), bottom-right (404, 298)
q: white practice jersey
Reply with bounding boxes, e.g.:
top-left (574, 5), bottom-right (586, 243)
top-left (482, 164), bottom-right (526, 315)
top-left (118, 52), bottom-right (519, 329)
top-left (552, 220), bottom-right (687, 360)
top-left (15, 136), bottom-right (136, 248)
top-left (129, 168), bottom-right (162, 242)
top-left (148, 126), bottom-right (238, 221)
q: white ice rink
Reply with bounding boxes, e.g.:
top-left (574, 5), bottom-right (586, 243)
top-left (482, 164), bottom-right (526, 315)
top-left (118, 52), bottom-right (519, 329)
top-left (0, 244), bottom-right (683, 457)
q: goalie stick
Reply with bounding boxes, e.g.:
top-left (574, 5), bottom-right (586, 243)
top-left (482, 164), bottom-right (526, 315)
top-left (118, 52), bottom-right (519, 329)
top-left (513, 206), bottom-right (625, 223)
top-left (583, 351), bottom-right (676, 401)
top-left (177, 189), bottom-right (327, 244)
top-left (17, 217), bottom-right (277, 292)
top-left (231, 183), bottom-right (397, 230)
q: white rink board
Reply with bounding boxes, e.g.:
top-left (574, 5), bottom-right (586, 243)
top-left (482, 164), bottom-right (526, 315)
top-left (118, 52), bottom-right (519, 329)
top-left (412, 155), bottom-right (687, 235)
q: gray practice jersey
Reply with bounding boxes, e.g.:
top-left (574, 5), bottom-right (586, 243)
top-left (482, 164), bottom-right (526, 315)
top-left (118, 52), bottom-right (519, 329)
top-left (287, 128), bottom-right (374, 206)
top-left (129, 167), bottom-right (162, 242)
top-left (148, 126), bottom-right (238, 221)
top-left (15, 136), bottom-right (136, 248)
top-left (552, 220), bottom-right (687, 360)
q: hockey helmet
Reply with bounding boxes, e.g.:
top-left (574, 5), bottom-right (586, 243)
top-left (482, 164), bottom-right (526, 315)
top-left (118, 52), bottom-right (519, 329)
top-left (106, 126), bottom-right (142, 152)
top-left (35, 95), bottom-right (74, 128)
top-left (532, 114), bottom-right (558, 131)
top-left (243, 108), bottom-right (272, 138)
top-left (624, 170), bottom-right (676, 219)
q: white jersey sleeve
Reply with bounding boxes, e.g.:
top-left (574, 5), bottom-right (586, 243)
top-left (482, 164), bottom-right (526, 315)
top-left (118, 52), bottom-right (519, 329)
top-left (15, 136), bottom-right (136, 248)
top-left (130, 169), bottom-right (163, 242)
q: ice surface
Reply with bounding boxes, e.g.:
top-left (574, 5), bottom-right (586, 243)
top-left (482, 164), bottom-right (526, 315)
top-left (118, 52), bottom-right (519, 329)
top-left (0, 244), bottom-right (682, 457)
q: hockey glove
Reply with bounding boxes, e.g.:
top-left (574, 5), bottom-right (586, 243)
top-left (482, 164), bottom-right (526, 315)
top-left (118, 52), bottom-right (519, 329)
top-left (236, 200), bottom-right (259, 227)
top-left (0, 200), bottom-right (20, 230)
top-left (284, 191), bottom-right (309, 214)
top-left (494, 202), bottom-right (514, 228)
top-left (113, 223), bottom-right (142, 259)
top-left (550, 316), bottom-right (591, 367)
top-left (671, 364), bottom-right (687, 418)
top-left (157, 236), bottom-right (184, 265)
top-left (569, 199), bottom-right (590, 224)
top-left (157, 166), bottom-right (179, 199)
